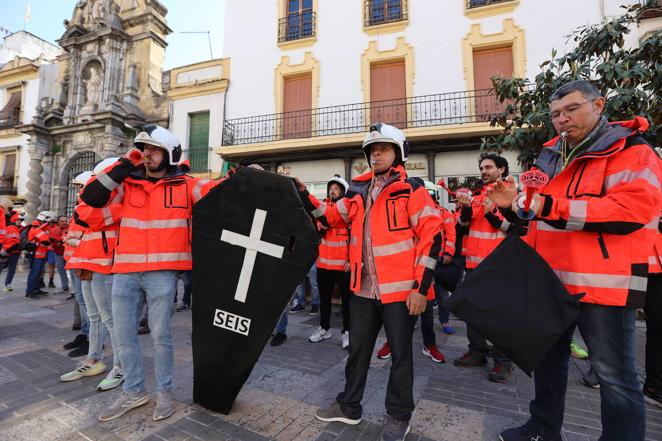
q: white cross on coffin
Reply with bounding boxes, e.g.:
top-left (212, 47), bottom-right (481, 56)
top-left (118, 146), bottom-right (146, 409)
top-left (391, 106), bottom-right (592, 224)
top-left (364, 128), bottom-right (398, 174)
top-left (220, 209), bottom-right (285, 303)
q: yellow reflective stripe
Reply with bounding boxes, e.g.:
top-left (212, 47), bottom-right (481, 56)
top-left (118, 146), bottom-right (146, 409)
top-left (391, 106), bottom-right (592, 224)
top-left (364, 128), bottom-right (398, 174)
top-left (554, 270), bottom-right (648, 291)
top-left (121, 218), bottom-right (189, 229)
top-left (372, 238), bottom-right (415, 257)
top-left (114, 252), bottom-right (192, 264)
top-left (193, 179), bottom-right (210, 203)
top-left (567, 200), bottom-right (587, 230)
top-left (82, 231), bottom-right (117, 241)
top-left (410, 206), bottom-right (440, 227)
top-left (416, 255), bottom-right (437, 270)
top-left (379, 280), bottom-right (415, 294)
top-left (321, 238), bottom-right (348, 247)
top-left (318, 257), bottom-right (348, 266)
top-left (604, 168), bottom-right (660, 191)
top-left (468, 230), bottom-right (506, 240)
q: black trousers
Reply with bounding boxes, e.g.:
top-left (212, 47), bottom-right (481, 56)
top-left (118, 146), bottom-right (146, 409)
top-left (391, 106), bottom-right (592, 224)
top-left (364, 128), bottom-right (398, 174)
top-left (645, 273), bottom-right (662, 391)
top-left (317, 268), bottom-right (352, 332)
top-left (336, 296), bottom-right (416, 421)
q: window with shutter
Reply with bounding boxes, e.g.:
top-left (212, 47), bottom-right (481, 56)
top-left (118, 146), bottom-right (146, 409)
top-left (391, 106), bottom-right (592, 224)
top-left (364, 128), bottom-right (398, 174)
top-left (188, 112), bottom-right (210, 173)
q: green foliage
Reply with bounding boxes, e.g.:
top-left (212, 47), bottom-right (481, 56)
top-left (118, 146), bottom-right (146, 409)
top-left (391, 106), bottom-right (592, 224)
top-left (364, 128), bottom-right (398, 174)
top-left (481, 1), bottom-right (662, 166)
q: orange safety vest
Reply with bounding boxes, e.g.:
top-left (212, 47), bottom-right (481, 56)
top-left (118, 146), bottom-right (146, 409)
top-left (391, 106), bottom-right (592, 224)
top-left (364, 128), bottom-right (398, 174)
top-left (526, 117), bottom-right (662, 308)
top-left (305, 165), bottom-right (443, 303)
top-left (28, 222), bottom-right (51, 259)
top-left (79, 160), bottom-right (219, 273)
top-left (64, 218), bottom-right (85, 263)
top-left (461, 188), bottom-right (511, 269)
top-left (3, 224), bottom-right (20, 254)
top-left (317, 201), bottom-right (350, 271)
top-left (440, 205), bottom-right (456, 257)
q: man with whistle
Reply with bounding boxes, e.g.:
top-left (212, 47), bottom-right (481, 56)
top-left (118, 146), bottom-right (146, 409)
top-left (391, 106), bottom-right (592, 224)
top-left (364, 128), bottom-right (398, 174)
top-left (488, 80), bottom-right (662, 441)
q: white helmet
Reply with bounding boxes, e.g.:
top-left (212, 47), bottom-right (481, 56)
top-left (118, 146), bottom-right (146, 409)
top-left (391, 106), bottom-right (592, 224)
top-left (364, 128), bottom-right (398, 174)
top-left (0, 196), bottom-right (14, 210)
top-left (327, 174), bottom-right (349, 194)
top-left (72, 171), bottom-right (94, 186)
top-left (93, 157), bottom-right (120, 175)
top-left (36, 211), bottom-right (49, 222)
top-left (362, 123), bottom-right (408, 163)
top-left (133, 125), bottom-right (182, 166)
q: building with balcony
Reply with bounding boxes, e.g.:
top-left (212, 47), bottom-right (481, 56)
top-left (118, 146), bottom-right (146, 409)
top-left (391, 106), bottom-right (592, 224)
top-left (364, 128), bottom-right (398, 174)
top-left (218, 0), bottom-right (659, 203)
top-left (0, 31), bottom-right (61, 201)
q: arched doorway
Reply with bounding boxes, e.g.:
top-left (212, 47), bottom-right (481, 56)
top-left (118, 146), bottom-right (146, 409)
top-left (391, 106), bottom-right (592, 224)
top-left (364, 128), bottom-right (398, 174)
top-left (65, 151), bottom-right (96, 217)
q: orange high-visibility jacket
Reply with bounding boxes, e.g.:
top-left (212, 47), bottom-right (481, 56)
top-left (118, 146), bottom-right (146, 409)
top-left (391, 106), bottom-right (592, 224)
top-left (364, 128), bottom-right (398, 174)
top-left (527, 117), bottom-right (662, 308)
top-left (64, 218), bottom-right (85, 263)
top-left (460, 188), bottom-right (512, 269)
top-left (317, 200), bottom-right (350, 271)
top-left (649, 212), bottom-right (661, 274)
top-left (3, 224), bottom-right (20, 254)
top-left (79, 158), bottom-right (219, 273)
top-left (0, 212), bottom-right (6, 245)
top-left (68, 202), bottom-right (121, 274)
top-left (303, 165), bottom-right (443, 303)
top-left (440, 206), bottom-right (457, 257)
top-left (28, 222), bottom-right (51, 259)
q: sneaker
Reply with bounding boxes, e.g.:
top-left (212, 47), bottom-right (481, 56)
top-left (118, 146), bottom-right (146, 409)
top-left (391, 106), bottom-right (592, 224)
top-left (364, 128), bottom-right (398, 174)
top-left (315, 401), bottom-right (361, 425)
top-left (63, 334), bottom-right (87, 350)
top-left (68, 340), bottom-right (89, 358)
top-left (98, 391), bottom-right (150, 422)
top-left (97, 366), bottom-right (124, 391)
top-left (499, 421), bottom-right (561, 441)
top-left (153, 391), bottom-right (174, 421)
top-left (3, 286), bottom-right (12, 292)
top-left (60, 360), bottom-right (106, 382)
top-left (270, 332), bottom-right (287, 346)
top-left (25, 293), bottom-right (37, 299)
top-left (644, 385), bottom-right (662, 409)
top-left (309, 304), bottom-right (319, 315)
top-left (488, 363), bottom-right (513, 383)
top-left (570, 340), bottom-right (589, 359)
top-left (382, 415), bottom-right (410, 441)
top-left (422, 344), bottom-right (446, 363)
top-left (66, 293), bottom-right (75, 300)
top-left (309, 327), bottom-right (332, 343)
top-left (289, 303), bottom-right (305, 313)
top-left (377, 342), bottom-right (391, 359)
top-left (71, 322), bottom-right (81, 330)
top-left (441, 323), bottom-right (455, 335)
top-left (138, 325), bottom-right (150, 335)
top-left (341, 331), bottom-right (350, 350)
top-left (453, 352), bottom-right (487, 367)
top-left (176, 302), bottom-right (190, 312)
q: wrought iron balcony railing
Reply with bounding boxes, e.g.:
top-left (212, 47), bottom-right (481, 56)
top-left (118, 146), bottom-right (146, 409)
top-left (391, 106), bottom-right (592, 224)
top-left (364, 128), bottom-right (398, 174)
top-left (364, 0), bottom-right (408, 27)
top-left (467, 0), bottom-right (514, 9)
top-left (278, 11), bottom-right (316, 42)
top-left (223, 88), bottom-right (506, 146)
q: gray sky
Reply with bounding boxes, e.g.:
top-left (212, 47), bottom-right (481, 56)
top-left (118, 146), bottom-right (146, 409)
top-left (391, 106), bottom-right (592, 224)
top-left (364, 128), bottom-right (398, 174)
top-left (0, 0), bottom-right (225, 69)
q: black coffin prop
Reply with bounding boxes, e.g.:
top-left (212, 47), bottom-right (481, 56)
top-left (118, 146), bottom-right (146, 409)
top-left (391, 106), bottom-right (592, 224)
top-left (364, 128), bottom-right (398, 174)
top-left (445, 235), bottom-right (581, 375)
top-left (191, 168), bottom-right (319, 413)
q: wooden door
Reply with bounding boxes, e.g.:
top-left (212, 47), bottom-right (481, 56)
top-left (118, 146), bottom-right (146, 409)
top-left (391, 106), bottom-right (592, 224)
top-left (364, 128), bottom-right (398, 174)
top-left (283, 73), bottom-right (312, 139)
top-left (370, 61), bottom-right (406, 128)
top-left (472, 46), bottom-right (513, 121)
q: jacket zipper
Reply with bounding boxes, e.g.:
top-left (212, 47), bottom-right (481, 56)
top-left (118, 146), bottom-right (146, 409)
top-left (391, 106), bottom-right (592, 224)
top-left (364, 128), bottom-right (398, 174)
top-left (597, 233), bottom-right (609, 259)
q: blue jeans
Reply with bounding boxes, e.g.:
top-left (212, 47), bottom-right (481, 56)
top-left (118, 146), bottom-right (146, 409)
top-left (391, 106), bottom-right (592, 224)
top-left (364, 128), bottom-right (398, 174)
top-left (1, 254), bottom-right (19, 286)
top-left (276, 310), bottom-right (288, 335)
top-left (529, 303), bottom-right (645, 440)
top-left (69, 269), bottom-right (88, 335)
top-left (112, 271), bottom-right (178, 393)
top-left (54, 254), bottom-right (69, 290)
top-left (81, 279), bottom-right (109, 362)
top-left (26, 257), bottom-right (44, 294)
top-left (180, 270), bottom-right (192, 305)
top-left (294, 264), bottom-right (319, 306)
top-left (434, 284), bottom-right (450, 324)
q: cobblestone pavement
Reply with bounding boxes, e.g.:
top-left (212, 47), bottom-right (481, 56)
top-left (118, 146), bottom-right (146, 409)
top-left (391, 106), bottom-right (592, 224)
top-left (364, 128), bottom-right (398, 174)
top-left (0, 269), bottom-right (659, 441)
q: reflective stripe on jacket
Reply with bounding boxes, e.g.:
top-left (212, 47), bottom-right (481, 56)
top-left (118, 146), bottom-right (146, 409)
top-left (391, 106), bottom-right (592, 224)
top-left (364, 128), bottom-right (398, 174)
top-left (64, 219), bottom-right (85, 263)
top-left (29, 223), bottom-right (50, 259)
top-left (317, 200), bottom-right (350, 271)
top-left (3, 225), bottom-right (20, 254)
top-left (461, 189), bottom-right (509, 269)
top-left (649, 213), bottom-right (662, 274)
top-left (304, 165), bottom-right (443, 303)
top-left (79, 159), bottom-right (220, 273)
top-left (440, 206), bottom-right (456, 257)
top-left (527, 117), bottom-right (662, 308)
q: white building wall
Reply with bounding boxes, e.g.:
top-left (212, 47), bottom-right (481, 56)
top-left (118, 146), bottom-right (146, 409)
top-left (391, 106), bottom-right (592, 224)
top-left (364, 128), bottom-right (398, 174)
top-left (170, 92), bottom-right (225, 174)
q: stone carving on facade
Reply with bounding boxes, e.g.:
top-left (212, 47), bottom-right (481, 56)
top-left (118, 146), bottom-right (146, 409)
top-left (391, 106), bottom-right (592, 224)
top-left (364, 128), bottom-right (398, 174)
top-left (85, 64), bottom-right (102, 104)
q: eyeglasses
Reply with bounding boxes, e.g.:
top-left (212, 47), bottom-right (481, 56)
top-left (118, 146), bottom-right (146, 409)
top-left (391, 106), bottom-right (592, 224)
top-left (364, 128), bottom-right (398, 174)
top-left (550, 100), bottom-right (596, 121)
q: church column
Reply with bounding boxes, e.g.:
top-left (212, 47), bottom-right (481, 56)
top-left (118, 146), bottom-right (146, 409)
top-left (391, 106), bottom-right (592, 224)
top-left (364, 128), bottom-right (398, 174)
top-left (40, 153), bottom-right (54, 210)
top-left (25, 142), bottom-right (49, 221)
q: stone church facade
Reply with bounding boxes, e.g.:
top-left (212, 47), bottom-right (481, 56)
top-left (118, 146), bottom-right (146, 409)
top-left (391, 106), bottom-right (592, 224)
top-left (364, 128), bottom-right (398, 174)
top-left (19, 0), bottom-right (171, 220)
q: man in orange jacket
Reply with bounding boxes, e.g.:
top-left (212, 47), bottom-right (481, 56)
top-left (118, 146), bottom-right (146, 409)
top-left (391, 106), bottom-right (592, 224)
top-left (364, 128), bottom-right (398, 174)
top-left (78, 125), bottom-right (218, 423)
top-left (454, 153), bottom-right (516, 383)
top-left (296, 123), bottom-right (442, 441)
top-left (489, 80), bottom-right (662, 441)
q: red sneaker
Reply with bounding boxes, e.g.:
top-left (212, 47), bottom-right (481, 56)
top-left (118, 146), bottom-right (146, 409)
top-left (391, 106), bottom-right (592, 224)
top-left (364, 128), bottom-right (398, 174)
top-left (376, 342), bottom-right (391, 359)
top-left (422, 345), bottom-right (446, 363)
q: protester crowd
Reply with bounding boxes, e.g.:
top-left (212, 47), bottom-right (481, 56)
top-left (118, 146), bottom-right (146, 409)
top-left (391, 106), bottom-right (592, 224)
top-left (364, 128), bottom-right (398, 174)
top-left (1, 80), bottom-right (660, 441)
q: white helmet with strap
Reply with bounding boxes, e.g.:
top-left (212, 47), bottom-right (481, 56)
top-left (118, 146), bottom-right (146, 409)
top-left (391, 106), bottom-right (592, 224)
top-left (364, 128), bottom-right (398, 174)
top-left (362, 122), bottom-right (408, 163)
top-left (36, 211), bottom-right (49, 222)
top-left (133, 125), bottom-right (182, 166)
top-left (72, 171), bottom-right (94, 186)
top-left (327, 174), bottom-right (349, 194)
